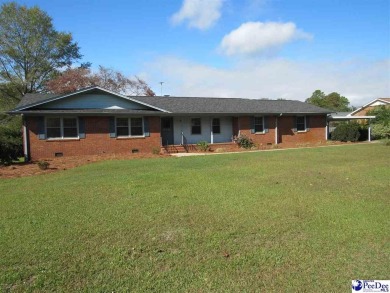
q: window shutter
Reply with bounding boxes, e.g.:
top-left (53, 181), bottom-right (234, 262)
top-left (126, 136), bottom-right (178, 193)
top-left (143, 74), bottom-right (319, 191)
top-left (144, 117), bottom-right (150, 137)
top-left (250, 116), bottom-right (255, 134)
top-left (38, 116), bottom-right (46, 140)
top-left (306, 116), bottom-right (310, 131)
top-left (264, 116), bottom-right (269, 133)
top-left (109, 117), bottom-right (116, 138)
top-left (78, 117), bottom-right (86, 138)
top-left (292, 116), bottom-right (297, 132)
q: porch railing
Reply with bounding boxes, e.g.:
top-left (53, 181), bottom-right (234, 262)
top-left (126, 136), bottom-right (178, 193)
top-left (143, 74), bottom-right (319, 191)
top-left (181, 131), bottom-right (189, 152)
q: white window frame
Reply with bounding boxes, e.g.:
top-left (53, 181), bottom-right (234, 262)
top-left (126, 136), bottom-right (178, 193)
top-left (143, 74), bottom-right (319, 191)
top-left (254, 116), bottom-right (265, 133)
top-left (46, 117), bottom-right (79, 139)
top-left (296, 116), bottom-right (307, 132)
top-left (116, 117), bottom-right (144, 137)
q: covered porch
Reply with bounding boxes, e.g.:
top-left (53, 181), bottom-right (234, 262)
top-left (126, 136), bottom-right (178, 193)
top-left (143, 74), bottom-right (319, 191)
top-left (326, 113), bottom-right (376, 141)
top-left (160, 116), bottom-right (237, 147)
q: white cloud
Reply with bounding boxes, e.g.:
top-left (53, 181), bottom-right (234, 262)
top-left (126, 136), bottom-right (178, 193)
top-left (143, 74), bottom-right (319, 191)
top-left (144, 56), bottom-right (390, 107)
top-left (220, 21), bottom-right (312, 56)
top-left (171, 0), bottom-right (224, 30)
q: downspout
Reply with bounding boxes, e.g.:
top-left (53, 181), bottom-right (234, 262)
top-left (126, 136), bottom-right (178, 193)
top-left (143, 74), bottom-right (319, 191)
top-left (22, 115), bottom-right (30, 162)
top-left (276, 114), bottom-right (282, 144)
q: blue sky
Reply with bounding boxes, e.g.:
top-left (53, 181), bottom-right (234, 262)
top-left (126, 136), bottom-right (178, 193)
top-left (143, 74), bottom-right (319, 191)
top-left (5, 0), bottom-right (390, 105)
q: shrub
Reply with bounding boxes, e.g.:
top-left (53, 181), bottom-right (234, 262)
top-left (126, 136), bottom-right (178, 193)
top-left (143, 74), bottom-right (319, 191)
top-left (196, 141), bottom-right (209, 152)
top-left (331, 122), bottom-right (360, 142)
top-left (37, 161), bottom-right (50, 170)
top-left (380, 138), bottom-right (390, 146)
top-left (0, 124), bottom-right (23, 165)
top-left (358, 126), bottom-right (368, 141)
top-left (152, 147), bottom-right (160, 155)
top-left (371, 123), bottom-right (390, 140)
top-left (236, 134), bottom-right (255, 149)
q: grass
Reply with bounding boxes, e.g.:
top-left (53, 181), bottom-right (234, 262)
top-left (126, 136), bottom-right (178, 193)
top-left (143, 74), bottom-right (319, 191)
top-left (0, 144), bottom-right (389, 292)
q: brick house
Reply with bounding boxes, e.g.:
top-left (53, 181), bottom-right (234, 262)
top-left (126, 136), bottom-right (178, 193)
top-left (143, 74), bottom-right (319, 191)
top-left (349, 98), bottom-right (390, 117)
top-left (10, 87), bottom-right (332, 160)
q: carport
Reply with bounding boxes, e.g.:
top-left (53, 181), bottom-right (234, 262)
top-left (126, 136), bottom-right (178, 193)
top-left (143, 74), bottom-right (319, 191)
top-left (327, 113), bottom-right (376, 141)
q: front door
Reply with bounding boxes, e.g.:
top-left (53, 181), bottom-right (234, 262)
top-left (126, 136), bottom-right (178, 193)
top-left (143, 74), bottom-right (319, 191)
top-left (161, 117), bottom-right (174, 145)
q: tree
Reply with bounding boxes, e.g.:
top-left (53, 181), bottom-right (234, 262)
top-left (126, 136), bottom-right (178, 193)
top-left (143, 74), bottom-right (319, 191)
top-left (0, 2), bottom-right (81, 98)
top-left (45, 65), bottom-right (156, 96)
top-left (0, 119), bottom-right (22, 165)
top-left (306, 90), bottom-right (351, 111)
top-left (367, 105), bottom-right (390, 139)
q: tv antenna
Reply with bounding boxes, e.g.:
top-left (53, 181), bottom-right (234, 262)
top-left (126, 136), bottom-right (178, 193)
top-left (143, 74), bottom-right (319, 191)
top-left (159, 82), bottom-right (164, 96)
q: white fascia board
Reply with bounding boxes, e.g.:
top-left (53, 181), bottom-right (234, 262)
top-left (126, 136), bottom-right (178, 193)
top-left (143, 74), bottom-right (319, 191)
top-left (349, 98), bottom-right (389, 116)
top-left (15, 86), bottom-right (171, 113)
top-left (329, 115), bottom-right (376, 120)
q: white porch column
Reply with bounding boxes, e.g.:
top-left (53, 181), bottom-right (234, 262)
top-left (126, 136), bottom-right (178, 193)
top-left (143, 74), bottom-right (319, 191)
top-left (368, 119), bottom-right (371, 142)
top-left (275, 116), bottom-right (278, 144)
top-left (210, 117), bottom-right (214, 144)
top-left (325, 121), bottom-right (329, 140)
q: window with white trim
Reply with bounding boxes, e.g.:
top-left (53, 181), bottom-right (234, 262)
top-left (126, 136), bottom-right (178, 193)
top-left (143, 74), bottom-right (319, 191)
top-left (191, 118), bottom-right (201, 134)
top-left (116, 117), bottom-right (144, 137)
top-left (296, 116), bottom-right (306, 131)
top-left (254, 116), bottom-right (264, 133)
top-left (212, 118), bottom-right (220, 134)
top-left (46, 117), bottom-right (78, 139)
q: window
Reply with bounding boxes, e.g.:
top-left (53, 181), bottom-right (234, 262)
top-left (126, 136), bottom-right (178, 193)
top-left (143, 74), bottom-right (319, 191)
top-left (116, 118), bottom-right (129, 136)
top-left (254, 117), bottom-right (264, 133)
top-left (191, 118), bottom-right (201, 134)
top-left (46, 117), bottom-right (78, 139)
top-left (116, 117), bottom-right (144, 137)
top-left (212, 118), bottom-right (220, 134)
top-left (130, 118), bottom-right (143, 136)
top-left (296, 116), bottom-right (306, 131)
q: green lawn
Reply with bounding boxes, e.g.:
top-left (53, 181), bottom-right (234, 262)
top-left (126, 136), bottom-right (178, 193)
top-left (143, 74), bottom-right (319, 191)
top-left (1, 144), bottom-right (389, 292)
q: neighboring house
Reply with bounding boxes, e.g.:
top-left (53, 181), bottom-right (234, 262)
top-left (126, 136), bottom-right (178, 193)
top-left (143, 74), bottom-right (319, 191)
top-left (349, 98), bottom-right (390, 116)
top-left (10, 86), bottom-right (331, 160)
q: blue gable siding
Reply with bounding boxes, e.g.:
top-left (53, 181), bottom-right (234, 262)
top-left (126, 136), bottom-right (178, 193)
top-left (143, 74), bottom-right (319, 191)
top-left (37, 93), bottom-right (150, 110)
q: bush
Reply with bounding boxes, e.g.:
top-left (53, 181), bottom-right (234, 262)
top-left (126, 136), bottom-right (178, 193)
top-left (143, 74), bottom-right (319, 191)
top-left (331, 122), bottom-right (360, 142)
top-left (236, 134), bottom-right (255, 149)
top-left (358, 126), bottom-right (368, 141)
top-left (371, 123), bottom-right (390, 140)
top-left (0, 124), bottom-right (23, 165)
top-left (196, 141), bottom-right (209, 152)
top-left (37, 161), bottom-right (50, 170)
top-left (152, 147), bottom-right (160, 155)
top-left (380, 138), bottom-right (390, 146)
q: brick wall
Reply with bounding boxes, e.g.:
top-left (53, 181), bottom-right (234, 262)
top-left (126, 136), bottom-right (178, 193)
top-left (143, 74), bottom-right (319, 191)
top-left (352, 106), bottom-right (375, 116)
top-left (277, 115), bottom-right (326, 145)
top-left (238, 116), bottom-right (276, 146)
top-left (27, 116), bottom-right (161, 160)
top-left (26, 114), bottom-right (327, 159)
top-left (238, 115), bottom-right (326, 146)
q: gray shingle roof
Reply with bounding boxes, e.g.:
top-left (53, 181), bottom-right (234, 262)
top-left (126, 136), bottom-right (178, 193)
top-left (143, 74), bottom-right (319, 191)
top-left (133, 96), bottom-right (331, 114)
top-left (11, 89), bottom-right (332, 115)
top-left (14, 93), bottom-right (58, 109)
top-left (15, 109), bottom-right (160, 115)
